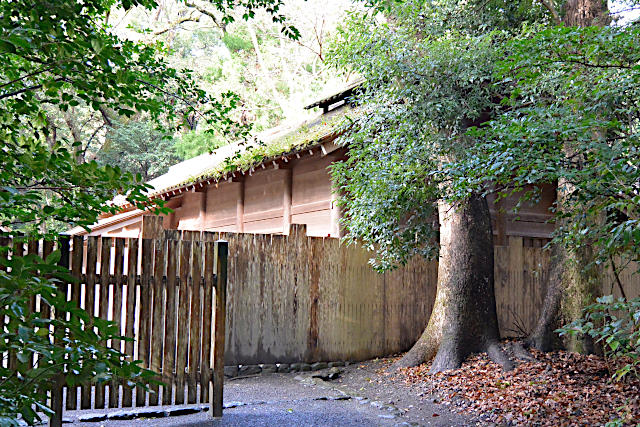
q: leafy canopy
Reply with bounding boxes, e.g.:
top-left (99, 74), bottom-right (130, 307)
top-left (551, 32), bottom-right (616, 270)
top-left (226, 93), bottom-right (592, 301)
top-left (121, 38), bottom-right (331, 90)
top-left (327, 0), bottom-right (541, 269)
top-left (329, 0), bottom-right (640, 273)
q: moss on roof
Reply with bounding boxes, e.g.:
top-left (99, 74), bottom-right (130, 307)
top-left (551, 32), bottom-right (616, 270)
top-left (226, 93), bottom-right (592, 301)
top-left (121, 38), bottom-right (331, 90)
top-left (180, 107), bottom-right (358, 187)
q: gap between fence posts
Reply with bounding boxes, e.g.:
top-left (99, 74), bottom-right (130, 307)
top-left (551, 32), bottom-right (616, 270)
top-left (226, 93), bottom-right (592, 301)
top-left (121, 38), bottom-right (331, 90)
top-left (210, 240), bottom-right (228, 418)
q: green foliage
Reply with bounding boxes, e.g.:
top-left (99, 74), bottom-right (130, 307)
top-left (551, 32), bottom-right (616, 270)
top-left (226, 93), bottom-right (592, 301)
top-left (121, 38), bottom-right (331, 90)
top-left (0, 247), bottom-right (157, 425)
top-left (558, 295), bottom-right (640, 381)
top-left (327, 1), bottom-right (526, 269)
top-left (329, 0), bottom-right (640, 273)
top-left (99, 121), bottom-right (180, 180)
top-left (447, 24), bottom-right (640, 266)
top-left (175, 130), bottom-right (228, 160)
top-left (183, 108), bottom-right (354, 186)
top-left (0, 139), bottom-right (154, 235)
top-left (222, 33), bottom-right (254, 52)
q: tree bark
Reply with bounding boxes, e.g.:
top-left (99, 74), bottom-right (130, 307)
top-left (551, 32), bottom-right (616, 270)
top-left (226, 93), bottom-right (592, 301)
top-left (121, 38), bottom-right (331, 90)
top-left (527, 0), bottom-right (608, 353)
top-left (395, 194), bottom-right (512, 372)
top-left (563, 0), bottom-right (610, 26)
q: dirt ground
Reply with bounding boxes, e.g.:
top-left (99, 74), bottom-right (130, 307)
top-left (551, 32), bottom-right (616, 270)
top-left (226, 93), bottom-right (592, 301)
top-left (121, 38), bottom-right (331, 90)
top-left (66, 358), bottom-right (472, 426)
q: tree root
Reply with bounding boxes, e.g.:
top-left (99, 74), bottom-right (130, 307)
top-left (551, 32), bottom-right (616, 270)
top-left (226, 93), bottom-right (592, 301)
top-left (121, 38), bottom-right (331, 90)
top-left (510, 341), bottom-right (536, 362)
top-left (486, 341), bottom-right (515, 371)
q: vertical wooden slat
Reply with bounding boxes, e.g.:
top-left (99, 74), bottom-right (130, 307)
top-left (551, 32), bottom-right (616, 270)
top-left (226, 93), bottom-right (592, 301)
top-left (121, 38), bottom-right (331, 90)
top-left (200, 241), bottom-right (215, 403)
top-left (136, 239), bottom-right (154, 407)
top-left (0, 236), bottom-right (9, 360)
top-left (8, 238), bottom-right (24, 373)
top-left (27, 240), bottom-right (39, 314)
top-left (39, 240), bottom-right (54, 321)
top-left (122, 238), bottom-right (138, 407)
top-left (162, 239), bottom-right (178, 405)
top-left (81, 236), bottom-right (98, 409)
top-left (109, 238), bottom-right (125, 408)
top-left (175, 240), bottom-right (191, 405)
top-left (94, 237), bottom-right (111, 409)
top-left (149, 237), bottom-right (166, 406)
top-left (0, 235), bottom-right (10, 272)
top-left (210, 240), bottom-right (228, 418)
top-left (50, 235), bottom-right (69, 427)
top-left (509, 236), bottom-right (524, 337)
top-left (65, 236), bottom-right (84, 410)
top-left (188, 241), bottom-right (203, 404)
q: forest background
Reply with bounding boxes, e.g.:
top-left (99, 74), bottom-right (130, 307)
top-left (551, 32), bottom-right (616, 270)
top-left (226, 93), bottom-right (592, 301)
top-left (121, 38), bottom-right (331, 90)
top-left (58, 0), bottom-right (360, 181)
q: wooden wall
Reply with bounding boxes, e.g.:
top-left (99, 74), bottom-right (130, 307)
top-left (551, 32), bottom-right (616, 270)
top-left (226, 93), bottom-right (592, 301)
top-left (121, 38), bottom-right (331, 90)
top-left (211, 225), bottom-right (639, 365)
top-left (167, 149), bottom-right (346, 238)
top-left (218, 225), bottom-right (434, 364)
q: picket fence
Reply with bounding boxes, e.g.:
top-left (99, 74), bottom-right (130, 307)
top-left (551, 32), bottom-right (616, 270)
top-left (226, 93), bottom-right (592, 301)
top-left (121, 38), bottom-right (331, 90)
top-left (1, 231), bottom-right (228, 425)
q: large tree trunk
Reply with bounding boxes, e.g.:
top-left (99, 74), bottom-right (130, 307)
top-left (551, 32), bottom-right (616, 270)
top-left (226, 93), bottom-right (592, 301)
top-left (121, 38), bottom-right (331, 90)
top-left (395, 194), bottom-right (512, 372)
top-left (527, 0), bottom-right (608, 353)
top-left (563, 0), bottom-right (610, 26)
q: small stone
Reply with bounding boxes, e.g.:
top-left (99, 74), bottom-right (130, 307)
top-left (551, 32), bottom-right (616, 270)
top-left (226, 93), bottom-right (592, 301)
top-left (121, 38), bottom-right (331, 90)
top-left (78, 414), bottom-right (107, 422)
top-left (224, 401), bottom-right (247, 409)
top-left (224, 365), bottom-right (239, 378)
top-left (300, 363), bottom-right (311, 371)
top-left (328, 361), bottom-right (345, 368)
top-left (370, 401), bottom-right (384, 408)
top-left (330, 396), bottom-right (351, 401)
top-left (167, 407), bottom-right (200, 417)
top-left (359, 399), bottom-right (370, 405)
top-left (239, 364), bottom-right (261, 375)
top-left (290, 362), bottom-right (303, 371)
top-left (311, 362), bottom-right (328, 371)
top-left (261, 364), bottom-right (277, 374)
top-left (107, 411), bottom-right (137, 420)
top-left (133, 409), bottom-right (167, 418)
top-left (277, 363), bottom-right (291, 373)
top-left (378, 414), bottom-right (396, 419)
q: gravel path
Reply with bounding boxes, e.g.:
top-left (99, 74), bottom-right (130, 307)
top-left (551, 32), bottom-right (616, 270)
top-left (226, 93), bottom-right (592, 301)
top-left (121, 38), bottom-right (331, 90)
top-left (65, 358), bottom-right (472, 426)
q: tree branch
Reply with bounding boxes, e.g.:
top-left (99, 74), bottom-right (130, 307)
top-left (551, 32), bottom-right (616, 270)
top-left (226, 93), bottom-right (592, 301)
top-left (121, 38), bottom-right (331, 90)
top-left (0, 66), bottom-right (55, 90)
top-left (538, 0), bottom-right (563, 25)
top-left (185, 0), bottom-right (225, 32)
top-left (152, 13), bottom-right (200, 36)
top-left (609, 253), bottom-right (628, 300)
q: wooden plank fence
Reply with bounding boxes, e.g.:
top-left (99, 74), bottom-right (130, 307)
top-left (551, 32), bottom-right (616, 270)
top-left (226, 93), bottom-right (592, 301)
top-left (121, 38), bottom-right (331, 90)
top-left (0, 232), bottom-right (228, 425)
top-left (212, 225), bottom-right (639, 365)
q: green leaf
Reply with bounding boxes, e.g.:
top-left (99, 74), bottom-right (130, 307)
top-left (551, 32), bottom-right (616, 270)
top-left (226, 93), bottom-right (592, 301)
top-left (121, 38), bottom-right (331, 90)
top-left (0, 39), bottom-right (16, 53)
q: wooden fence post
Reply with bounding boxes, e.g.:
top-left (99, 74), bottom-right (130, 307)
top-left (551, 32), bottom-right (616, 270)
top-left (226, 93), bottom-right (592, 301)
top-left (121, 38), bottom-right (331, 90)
top-left (210, 240), bottom-right (228, 418)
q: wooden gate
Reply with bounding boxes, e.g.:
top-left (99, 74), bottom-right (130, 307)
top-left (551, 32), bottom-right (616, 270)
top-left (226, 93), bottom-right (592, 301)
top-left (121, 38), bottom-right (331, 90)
top-left (1, 232), bottom-right (228, 425)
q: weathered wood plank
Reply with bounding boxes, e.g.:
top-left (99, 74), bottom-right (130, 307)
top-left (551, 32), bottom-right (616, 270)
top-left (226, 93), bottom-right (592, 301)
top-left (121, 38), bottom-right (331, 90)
top-left (122, 238), bottom-right (138, 407)
top-left (8, 239), bottom-right (25, 373)
top-left (81, 236), bottom-right (98, 409)
top-left (149, 237), bottom-right (166, 406)
top-left (136, 238), bottom-right (154, 407)
top-left (51, 235), bottom-right (69, 426)
top-left (200, 241), bottom-right (215, 402)
top-left (109, 238), bottom-right (125, 408)
top-left (162, 239), bottom-right (179, 405)
top-left (188, 241), bottom-right (203, 404)
top-left (210, 240), bottom-right (228, 418)
top-left (65, 236), bottom-right (84, 410)
top-left (174, 239), bottom-right (191, 404)
top-left (94, 237), bottom-right (112, 409)
top-left (27, 240), bottom-right (39, 313)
